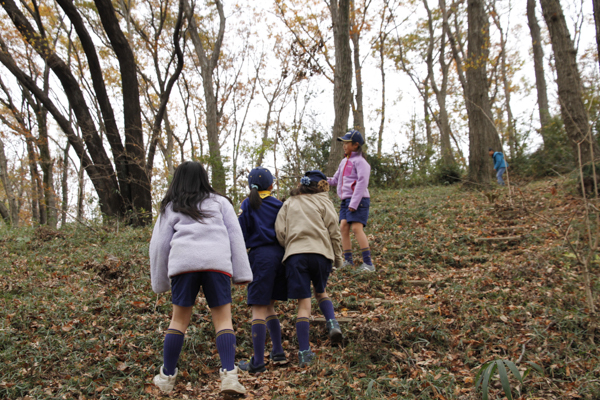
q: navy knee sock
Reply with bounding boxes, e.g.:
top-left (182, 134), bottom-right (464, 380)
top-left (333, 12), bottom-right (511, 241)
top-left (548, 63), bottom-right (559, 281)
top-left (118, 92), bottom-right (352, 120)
top-left (251, 319), bottom-right (266, 366)
top-left (295, 317), bottom-right (310, 352)
top-left (318, 297), bottom-right (336, 321)
top-left (343, 250), bottom-right (353, 264)
top-left (361, 247), bottom-right (372, 265)
top-left (163, 328), bottom-right (185, 376)
top-left (215, 329), bottom-right (236, 371)
top-left (266, 315), bottom-right (284, 355)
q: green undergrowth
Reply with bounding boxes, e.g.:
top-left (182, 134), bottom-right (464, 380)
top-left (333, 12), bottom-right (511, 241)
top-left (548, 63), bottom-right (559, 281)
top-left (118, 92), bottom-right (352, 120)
top-left (1, 181), bottom-right (599, 399)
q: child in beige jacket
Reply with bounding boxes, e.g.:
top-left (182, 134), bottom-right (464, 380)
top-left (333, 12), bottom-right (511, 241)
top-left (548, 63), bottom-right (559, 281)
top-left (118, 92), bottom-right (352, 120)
top-left (275, 170), bottom-right (344, 367)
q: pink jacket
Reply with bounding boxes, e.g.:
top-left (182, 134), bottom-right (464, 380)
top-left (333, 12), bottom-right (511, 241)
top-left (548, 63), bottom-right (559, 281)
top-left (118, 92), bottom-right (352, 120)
top-left (328, 152), bottom-right (371, 210)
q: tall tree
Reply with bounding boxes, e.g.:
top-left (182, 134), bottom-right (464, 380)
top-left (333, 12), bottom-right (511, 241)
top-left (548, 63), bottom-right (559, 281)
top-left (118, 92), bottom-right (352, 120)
top-left (184, 0), bottom-right (227, 193)
top-left (527, 0), bottom-right (550, 144)
top-left (594, 0), bottom-right (600, 75)
top-left (0, 135), bottom-right (18, 226)
top-left (326, 0), bottom-right (353, 176)
top-left (465, 0), bottom-right (501, 185)
top-left (349, 0), bottom-right (372, 137)
top-left (540, 0), bottom-right (599, 166)
top-left (490, 2), bottom-right (517, 160)
top-left (424, 0), bottom-right (455, 167)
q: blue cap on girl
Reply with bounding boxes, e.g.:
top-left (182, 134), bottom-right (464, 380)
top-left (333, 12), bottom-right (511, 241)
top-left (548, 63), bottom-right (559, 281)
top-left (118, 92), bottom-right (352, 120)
top-left (248, 167), bottom-right (273, 190)
top-left (301, 170), bottom-right (327, 186)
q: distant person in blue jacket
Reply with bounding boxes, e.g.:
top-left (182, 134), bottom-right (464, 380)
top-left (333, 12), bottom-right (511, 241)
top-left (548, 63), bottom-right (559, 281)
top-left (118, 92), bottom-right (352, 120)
top-left (489, 148), bottom-right (508, 186)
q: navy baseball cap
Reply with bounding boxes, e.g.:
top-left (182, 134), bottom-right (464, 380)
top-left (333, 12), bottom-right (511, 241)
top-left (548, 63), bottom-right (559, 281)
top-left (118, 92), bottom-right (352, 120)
top-left (337, 129), bottom-right (364, 146)
top-left (304, 170), bottom-right (327, 183)
top-left (248, 167), bottom-right (273, 190)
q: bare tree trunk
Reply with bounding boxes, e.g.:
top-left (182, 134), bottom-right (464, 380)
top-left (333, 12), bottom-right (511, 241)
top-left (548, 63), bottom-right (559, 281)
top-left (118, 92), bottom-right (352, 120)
top-left (527, 0), bottom-right (551, 142)
top-left (541, 0), bottom-right (599, 166)
top-left (77, 157), bottom-right (85, 222)
top-left (24, 135), bottom-right (43, 224)
top-left (424, 82), bottom-right (433, 165)
top-left (350, 0), bottom-right (366, 136)
top-left (326, 0), bottom-right (353, 176)
top-left (424, 0), bottom-right (455, 166)
top-left (0, 136), bottom-right (18, 226)
top-left (31, 69), bottom-right (57, 228)
top-left (593, 0), bottom-right (600, 75)
top-left (465, 0), bottom-right (502, 186)
top-left (377, 32), bottom-right (386, 158)
top-left (185, 0), bottom-right (227, 193)
top-left (491, 4), bottom-right (516, 160)
top-left (61, 142), bottom-right (70, 227)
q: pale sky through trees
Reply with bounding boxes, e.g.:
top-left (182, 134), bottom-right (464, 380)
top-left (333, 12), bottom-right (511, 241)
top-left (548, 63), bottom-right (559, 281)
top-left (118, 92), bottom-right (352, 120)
top-left (0, 0), bottom-right (598, 223)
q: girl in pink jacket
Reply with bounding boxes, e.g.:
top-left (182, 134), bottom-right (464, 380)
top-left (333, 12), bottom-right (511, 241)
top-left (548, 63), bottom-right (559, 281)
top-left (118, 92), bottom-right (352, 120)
top-left (328, 130), bottom-right (375, 272)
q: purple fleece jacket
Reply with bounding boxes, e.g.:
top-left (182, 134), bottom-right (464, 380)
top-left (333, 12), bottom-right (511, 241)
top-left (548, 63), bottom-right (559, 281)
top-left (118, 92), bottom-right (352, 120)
top-left (328, 152), bottom-right (371, 210)
top-left (149, 194), bottom-right (253, 294)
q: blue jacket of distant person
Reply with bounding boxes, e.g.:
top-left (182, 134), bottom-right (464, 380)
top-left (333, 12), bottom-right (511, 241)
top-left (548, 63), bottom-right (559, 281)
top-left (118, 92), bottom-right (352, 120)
top-left (493, 152), bottom-right (508, 170)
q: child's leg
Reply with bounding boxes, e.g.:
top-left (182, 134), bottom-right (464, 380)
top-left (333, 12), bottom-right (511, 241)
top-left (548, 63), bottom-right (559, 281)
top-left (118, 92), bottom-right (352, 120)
top-left (250, 304), bottom-right (270, 365)
top-left (340, 219), bottom-right (353, 264)
top-left (265, 300), bottom-right (284, 355)
top-left (163, 305), bottom-right (193, 375)
top-left (296, 298), bottom-right (311, 352)
top-left (351, 223), bottom-right (372, 265)
top-left (315, 291), bottom-right (336, 321)
top-left (210, 303), bottom-right (236, 371)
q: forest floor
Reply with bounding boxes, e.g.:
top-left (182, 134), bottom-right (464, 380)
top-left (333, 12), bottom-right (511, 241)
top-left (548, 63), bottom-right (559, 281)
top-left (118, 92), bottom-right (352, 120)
top-left (1, 179), bottom-right (599, 399)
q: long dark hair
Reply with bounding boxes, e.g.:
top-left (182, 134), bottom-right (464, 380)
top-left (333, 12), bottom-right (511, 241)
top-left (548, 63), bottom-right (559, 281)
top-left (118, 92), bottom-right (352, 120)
top-left (289, 180), bottom-right (330, 197)
top-left (159, 161), bottom-right (231, 222)
top-left (249, 187), bottom-right (263, 210)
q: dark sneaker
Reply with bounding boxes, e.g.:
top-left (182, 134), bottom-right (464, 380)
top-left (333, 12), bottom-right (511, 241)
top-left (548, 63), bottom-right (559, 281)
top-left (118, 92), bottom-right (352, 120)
top-left (298, 350), bottom-right (315, 368)
top-left (238, 357), bottom-right (266, 374)
top-left (269, 351), bottom-right (288, 365)
top-left (326, 319), bottom-right (343, 344)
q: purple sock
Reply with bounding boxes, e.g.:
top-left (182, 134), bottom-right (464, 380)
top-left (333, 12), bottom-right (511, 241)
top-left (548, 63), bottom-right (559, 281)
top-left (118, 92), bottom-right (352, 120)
top-left (163, 328), bottom-right (184, 376)
top-left (215, 329), bottom-right (236, 371)
top-left (266, 315), bottom-right (284, 354)
top-left (251, 319), bottom-right (266, 366)
top-left (318, 297), bottom-right (336, 321)
top-left (343, 250), bottom-right (353, 264)
top-left (361, 248), bottom-right (372, 265)
top-left (296, 317), bottom-right (310, 352)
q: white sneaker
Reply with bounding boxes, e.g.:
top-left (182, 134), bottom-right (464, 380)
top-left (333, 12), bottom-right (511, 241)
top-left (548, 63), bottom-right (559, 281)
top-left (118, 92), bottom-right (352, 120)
top-left (153, 365), bottom-right (178, 393)
top-left (358, 262), bottom-right (375, 272)
top-left (220, 366), bottom-right (246, 395)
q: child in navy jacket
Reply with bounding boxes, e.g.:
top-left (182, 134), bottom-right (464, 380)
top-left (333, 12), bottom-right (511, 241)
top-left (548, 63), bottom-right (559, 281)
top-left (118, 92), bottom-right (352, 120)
top-left (237, 167), bottom-right (288, 374)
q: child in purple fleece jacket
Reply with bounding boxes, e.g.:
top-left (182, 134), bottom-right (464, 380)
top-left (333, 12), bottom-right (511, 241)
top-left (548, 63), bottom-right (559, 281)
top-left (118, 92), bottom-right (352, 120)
top-left (149, 161), bottom-right (252, 396)
top-left (328, 130), bottom-right (375, 272)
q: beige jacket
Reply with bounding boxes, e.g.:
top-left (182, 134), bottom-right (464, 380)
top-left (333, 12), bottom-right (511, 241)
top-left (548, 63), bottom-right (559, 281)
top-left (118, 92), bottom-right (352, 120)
top-left (275, 192), bottom-right (343, 269)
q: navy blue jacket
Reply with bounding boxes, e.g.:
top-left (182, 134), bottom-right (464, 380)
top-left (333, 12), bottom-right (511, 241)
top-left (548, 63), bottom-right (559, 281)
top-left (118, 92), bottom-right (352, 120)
top-left (238, 195), bottom-right (283, 249)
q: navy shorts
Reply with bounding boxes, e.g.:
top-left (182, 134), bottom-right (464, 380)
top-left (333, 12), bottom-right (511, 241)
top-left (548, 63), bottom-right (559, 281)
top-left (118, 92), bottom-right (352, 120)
top-left (170, 271), bottom-right (232, 308)
top-left (339, 198), bottom-right (370, 226)
top-left (247, 244), bottom-right (287, 305)
top-left (285, 253), bottom-right (332, 299)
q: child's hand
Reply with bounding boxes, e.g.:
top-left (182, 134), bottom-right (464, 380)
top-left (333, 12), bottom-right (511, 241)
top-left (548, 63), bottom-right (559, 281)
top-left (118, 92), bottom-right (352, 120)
top-left (349, 207), bottom-right (356, 212)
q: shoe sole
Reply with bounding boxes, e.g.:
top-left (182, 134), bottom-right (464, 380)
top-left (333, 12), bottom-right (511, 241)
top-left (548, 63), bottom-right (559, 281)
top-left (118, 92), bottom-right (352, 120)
top-left (221, 388), bottom-right (246, 395)
top-left (330, 329), bottom-right (343, 344)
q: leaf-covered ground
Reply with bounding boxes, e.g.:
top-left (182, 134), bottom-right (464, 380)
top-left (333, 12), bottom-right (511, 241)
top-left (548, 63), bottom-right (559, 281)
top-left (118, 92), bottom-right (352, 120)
top-left (1, 181), bottom-right (599, 399)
